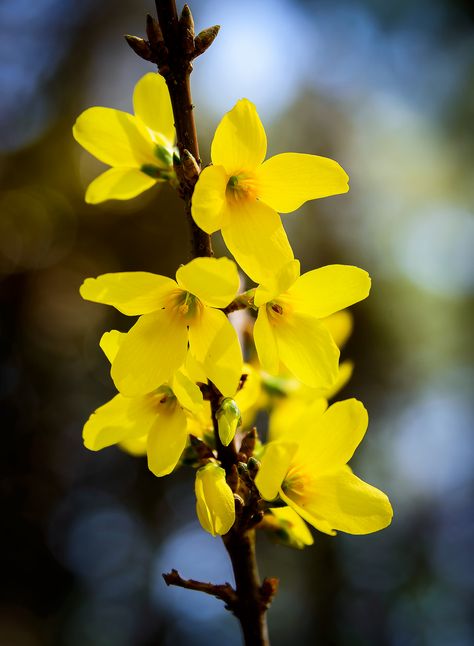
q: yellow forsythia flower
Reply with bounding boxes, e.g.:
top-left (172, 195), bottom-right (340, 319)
top-left (80, 256), bottom-right (242, 397)
top-left (73, 73), bottom-right (175, 203)
top-left (195, 463), bottom-right (236, 536)
top-left (83, 330), bottom-right (205, 477)
top-left (253, 260), bottom-right (370, 388)
top-left (255, 399), bottom-right (393, 535)
top-left (191, 99), bottom-right (349, 284)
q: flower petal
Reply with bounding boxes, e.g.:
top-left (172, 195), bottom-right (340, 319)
top-left (111, 310), bottom-right (188, 396)
top-left (255, 441), bottom-right (298, 501)
top-left (254, 260), bottom-right (300, 307)
top-left (284, 466), bottom-right (393, 535)
top-left (321, 310), bottom-right (353, 349)
top-left (83, 394), bottom-right (156, 450)
top-left (191, 165), bottom-right (229, 234)
top-left (275, 313), bottom-right (340, 388)
top-left (195, 464), bottom-right (236, 536)
top-left (147, 403), bottom-right (188, 477)
top-left (80, 272), bottom-right (176, 315)
top-left (133, 72), bottom-right (175, 143)
top-left (73, 107), bottom-right (155, 166)
top-left (268, 507), bottom-right (314, 548)
top-left (258, 152), bottom-right (349, 213)
top-left (211, 99), bottom-right (267, 173)
top-left (172, 369), bottom-right (203, 413)
top-left (221, 199), bottom-right (294, 285)
top-left (99, 330), bottom-right (125, 363)
top-left (119, 435), bottom-right (147, 456)
top-left (176, 257), bottom-right (239, 308)
top-left (85, 167), bottom-right (157, 204)
top-left (288, 265), bottom-right (371, 319)
top-left (297, 399), bottom-right (368, 473)
top-left (188, 307), bottom-right (242, 397)
top-left (269, 397), bottom-right (327, 443)
top-left (254, 307), bottom-right (279, 375)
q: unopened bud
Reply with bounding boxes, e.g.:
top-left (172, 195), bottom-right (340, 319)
top-left (181, 149), bottom-right (200, 181)
top-left (154, 144), bottom-right (174, 168)
top-left (247, 456), bottom-right (260, 477)
top-left (216, 398), bottom-right (241, 446)
top-left (124, 35), bottom-right (153, 61)
top-left (194, 25), bottom-right (220, 57)
top-left (146, 13), bottom-right (163, 48)
top-left (179, 4), bottom-right (195, 54)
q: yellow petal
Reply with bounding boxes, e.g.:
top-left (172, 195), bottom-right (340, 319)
top-left (275, 313), bottom-right (340, 388)
top-left (133, 72), bottom-right (175, 143)
top-left (288, 265), bottom-right (371, 319)
top-left (188, 307), bottom-right (243, 397)
top-left (321, 310), bottom-right (353, 349)
top-left (257, 152), bottom-right (349, 213)
top-left (269, 397), bottom-right (327, 443)
top-left (221, 199), bottom-right (294, 285)
top-left (176, 257), bottom-right (239, 308)
top-left (297, 399), bottom-right (368, 473)
top-left (280, 489), bottom-right (336, 536)
top-left (234, 364), bottom-right (261, 415)
top-left (73, 107), bottom-right (155, 167)
top-left (83, 394), bottom-right (156, 451)
top-left (254, 259), bottom-right (301, 307)
top-left (268, 507), bottom-right (314, 548)
top-left (211, 99), bottom-right (267, 174)
top-left (284, 466), bottom-right (393, 535)
top-left (184, 352), bottom-right (208, 383)
top-left (255, 441), bottom-right (298, 501)
top-left (119, 435), bottom-right (147, 456)
top-left (254, 307), bottom-right (279, 375)
top-left (111, 310), bottom-right (188, 396)
top-left (80, 272), bottom-right (176, 316)
top-left (171, 369), bottom-right (203, 413)
top-left (195, 463), bottom-right (236, 536)
top-left (99, 330), bottom-right (125, 363)
top-left (147, 403), bottom-right (188, 477)
top-left (85, 167), bottom-right (157, 204)
top-left (323, 360), bottom-right (353, 400)
top-left (191, 165), bottom-right (229, 234)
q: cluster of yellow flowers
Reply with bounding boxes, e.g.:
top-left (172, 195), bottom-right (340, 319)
top-left (75, 73), bottom-right (392, 546)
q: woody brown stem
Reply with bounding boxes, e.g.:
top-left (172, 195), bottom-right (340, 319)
top-left (128, 2), bottom-right (274, 644)
top-left (154, 0), bottom-right (213, 258)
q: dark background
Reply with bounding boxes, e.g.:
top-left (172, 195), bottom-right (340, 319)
top-left (1, 0), bottom-right (473, 644)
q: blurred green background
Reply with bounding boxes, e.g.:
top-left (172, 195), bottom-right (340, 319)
top-left (1, 0), bottom-right (473, 644)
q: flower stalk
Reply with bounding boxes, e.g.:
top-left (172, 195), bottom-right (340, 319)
top-left (129, 1), bottom-right (273, 643)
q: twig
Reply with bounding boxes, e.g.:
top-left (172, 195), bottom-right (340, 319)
top-left (163, 569), bottom-right (238, 610)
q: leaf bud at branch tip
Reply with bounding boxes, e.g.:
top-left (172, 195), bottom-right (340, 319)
top-left (124, 35), bottom-right (153, 62)
top-left (146, 13), bottom-right (163, 47)
top-left (180, 4), bottom-right (195, 56)
top-left (194, 25), bottom-right (220, 57)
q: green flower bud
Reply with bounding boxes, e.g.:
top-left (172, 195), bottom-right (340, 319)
top-left (216, 398), bottom-right (241, 446)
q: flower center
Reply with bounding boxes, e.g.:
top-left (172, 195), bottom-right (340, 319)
top-left (172, 290), bottom-right (201, 321)
top-left (147, 385), bottom-right (177, 413)
top-left (226, 173), bottom-right (259, 202)
top-left (282, 463), bottom-right (312, 503)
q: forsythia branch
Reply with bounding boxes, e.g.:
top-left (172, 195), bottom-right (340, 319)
top-left (162, 569), bottom-right (238, 610)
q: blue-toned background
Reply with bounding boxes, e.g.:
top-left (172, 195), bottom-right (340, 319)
top-left (1, 1), bottom-right (473, 644)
